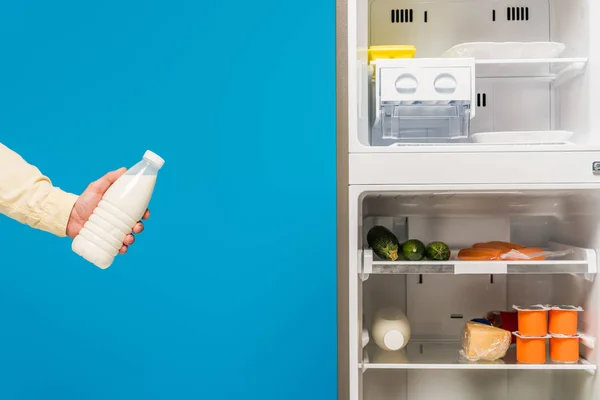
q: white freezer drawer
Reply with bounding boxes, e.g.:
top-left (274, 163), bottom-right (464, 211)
top-left (349, 151), bottom-right (600, 185)
top-left (371, 59), bottom-right (476, 146)
top-left (378, 65), bottom-right (473, 103)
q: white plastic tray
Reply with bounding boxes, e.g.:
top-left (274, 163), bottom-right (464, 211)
top-left (471, 131), bottom-right (574, 145)
top-left (361, 341), bottom-right (595, 371)
top-left (361, 242), bottom-right (596, 277)
top-left (442, 42), bottom-right (566, 59)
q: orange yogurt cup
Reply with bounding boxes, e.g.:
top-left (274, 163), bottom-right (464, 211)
top-left (549, 305), bottom-right (583, 336)
top-left (513, 305), bottom-right (550, 337)
top-left (513, 332), bottom-right (550, 364)
top-left (550, 334), bottom-right (580, 363)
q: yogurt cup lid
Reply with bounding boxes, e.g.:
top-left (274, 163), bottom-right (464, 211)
top-left (550, 333), bottom-right (580, 339)
top-left (512, 331), bottom-right (551, 339)
top-left (513, 304), bottom-right (550, 311)
top-left (550, 305), bottom-right (583, 311)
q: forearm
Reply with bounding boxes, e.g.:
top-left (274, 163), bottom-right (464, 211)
top-left (0, 143), bottom-right (78, 237)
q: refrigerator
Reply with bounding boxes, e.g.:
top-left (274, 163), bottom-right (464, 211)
top-left (340, 0), bottom-right (600, 398)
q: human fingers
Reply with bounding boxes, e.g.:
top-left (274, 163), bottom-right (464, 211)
top-left (132, 222), bottom-right (144, 234)
top-left (124, 234), bottom-right (135, 246)
top-left (142, 209), bottom-right (150, 220)
top-left (119, 244), bottom-right (128, 254)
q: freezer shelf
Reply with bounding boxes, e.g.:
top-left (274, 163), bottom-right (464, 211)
top-left (369, 58), bottom-right (587, 83)
top-left (474, 57), bottom-right (587, 84)
top-left (361, 242), bottom-right (597, 277)
top-left (361, 342), bottom-right (596, 371)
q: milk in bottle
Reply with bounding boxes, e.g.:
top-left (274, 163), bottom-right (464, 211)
top-left (71, 150), bottom-right (164, 269)
top-left (371, 306), bottom-right (412, 351)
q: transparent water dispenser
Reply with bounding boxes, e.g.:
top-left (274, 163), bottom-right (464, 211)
top-left (371, 58), bottom-right (475, 145)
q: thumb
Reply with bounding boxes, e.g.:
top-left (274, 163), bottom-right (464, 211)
top-left (92, 167), bottom-right (127, 193)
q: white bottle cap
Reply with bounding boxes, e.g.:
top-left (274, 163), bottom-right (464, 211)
top-left (143, 150), bottom-right (165, 169)
top-left (383, 330), bottom-right (405, 351)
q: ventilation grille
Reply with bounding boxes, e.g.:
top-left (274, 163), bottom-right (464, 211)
top-left (507, 6), bottom-right (529, 21)
top-left (477, 93), bottom-right (487, 108)
top-left (391, 9), bottom-right (414, 23)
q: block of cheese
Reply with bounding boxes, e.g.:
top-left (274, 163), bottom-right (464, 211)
top-left (460, 321), bottom-right (511, 361)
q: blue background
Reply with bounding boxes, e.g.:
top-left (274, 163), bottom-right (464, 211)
top-left (0, 1), bottom-right (336, 399)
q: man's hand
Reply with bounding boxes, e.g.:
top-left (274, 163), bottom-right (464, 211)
top-left (66, 168), bottom-right (150, 254)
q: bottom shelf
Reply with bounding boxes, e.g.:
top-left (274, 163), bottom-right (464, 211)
top-left (361, 342), bottom-right (596, 371)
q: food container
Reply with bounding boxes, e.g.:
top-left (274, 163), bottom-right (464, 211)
top-left (371, 307), bottom-right (411, 351)
top-left (500, 311), bottom-right (518, 340)
top-left (368, 46), bottom-right (417, 81)
top-left (368, 45), bottom-right (417, 63)
top-left (549, 305), bottom-right (583, 336)
top-left (513, 305), bottom-right (550, 336)
top-left (513, 332), bottom-right (550, 364)
top-left (550, 334), bottom-right (580, 363)
top-left (370, 57), bottom-right (474, 146)
top-left (486, 311), bottom-right (518, 344)
top-left (441, 42), bottom-right (566, 59)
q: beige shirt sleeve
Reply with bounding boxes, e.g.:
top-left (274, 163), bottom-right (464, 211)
top-left (0, 142), bottom-right (79, 237)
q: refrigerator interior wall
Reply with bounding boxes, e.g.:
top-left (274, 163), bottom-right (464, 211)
top-left (357, 190), bottom-right (600, 399)
top-left (353, 0), bottom-right (597, 147)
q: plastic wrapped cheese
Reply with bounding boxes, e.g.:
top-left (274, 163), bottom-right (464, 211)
top-left (460, 321), bottom-right (511, 361)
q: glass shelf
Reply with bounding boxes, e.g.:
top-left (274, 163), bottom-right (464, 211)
top-left (361, 242), bottom-right (597, 278)
top-left (474, 57), bottom-right (588, 85)
top-left (361, 341), bottom-right (596, 371)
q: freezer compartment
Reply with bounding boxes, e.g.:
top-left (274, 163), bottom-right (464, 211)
top-left (372, 101), bottom-right (471, 145)
top-left (351, 0), bottom-right (594, 151)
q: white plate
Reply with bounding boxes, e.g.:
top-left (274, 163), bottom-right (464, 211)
top-left (471, 131), bottom-right (574, 145)
top-left (442, 42), bottom-right (566, 59)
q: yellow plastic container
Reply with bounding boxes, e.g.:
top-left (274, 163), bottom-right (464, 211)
top-left (368, 45), bottom-right (417, 63)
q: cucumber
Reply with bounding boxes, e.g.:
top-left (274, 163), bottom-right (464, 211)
top-left (367, 226), bottom-right (399, 261)
top-left (426, 241), bottom-right (451, 261)
top-left (402, 239), bottom-right (426, 261)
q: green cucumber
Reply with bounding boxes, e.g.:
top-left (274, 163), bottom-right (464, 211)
top-left (367, 226), bottom-right (400, 261)
top-left (426, 241), bottom-right (451, 261)
top-left (402, 239), bottom-right (426, 261)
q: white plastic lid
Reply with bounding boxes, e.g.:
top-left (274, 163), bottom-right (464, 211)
top-left (550, 305), bottom-right (583, 312)
top-left (383, 330), bottom-right (405, 351)
top-left (512, 304), bottom-right (550, 312)
top-left (143, 150), bottom-right (165, 169)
